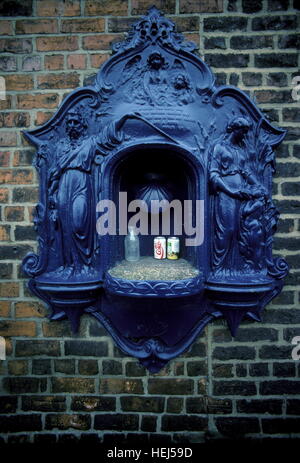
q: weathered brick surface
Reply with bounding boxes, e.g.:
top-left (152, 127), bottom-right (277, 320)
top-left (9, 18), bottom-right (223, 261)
top-left (0, 1), bottom-right (299, 444)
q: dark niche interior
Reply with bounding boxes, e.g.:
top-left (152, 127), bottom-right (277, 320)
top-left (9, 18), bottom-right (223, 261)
top-left (105, 146), bottom-right (202, 279)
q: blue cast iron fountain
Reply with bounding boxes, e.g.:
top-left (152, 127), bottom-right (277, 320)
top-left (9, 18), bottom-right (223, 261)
top-left (22, 7), bottom-right (288, 372)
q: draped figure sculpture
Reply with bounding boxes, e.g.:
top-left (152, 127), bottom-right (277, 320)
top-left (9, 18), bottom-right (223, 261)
top-left (47, 109), bottom-right (135, 277)
top-left (209, 117), bottom-right (267, 276)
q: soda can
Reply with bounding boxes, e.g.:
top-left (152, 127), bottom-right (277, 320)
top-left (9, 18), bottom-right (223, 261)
top-left (154, 236), bottom-right (166, 259)
top-left (167, 237), bottom-right (180, 260)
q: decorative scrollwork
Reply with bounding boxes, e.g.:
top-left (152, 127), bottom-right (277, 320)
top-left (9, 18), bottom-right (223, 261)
top-left (113, 6), bottom-right (197, 54)
top-left (105, 272), bottom-right (203, 298)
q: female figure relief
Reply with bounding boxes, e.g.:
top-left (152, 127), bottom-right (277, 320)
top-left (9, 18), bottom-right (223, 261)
top-left (209, 117), bottom-right (267, 276)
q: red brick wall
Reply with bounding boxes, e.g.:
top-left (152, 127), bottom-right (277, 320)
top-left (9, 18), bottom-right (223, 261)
top-left (0, 0), bottom-right (299, 445)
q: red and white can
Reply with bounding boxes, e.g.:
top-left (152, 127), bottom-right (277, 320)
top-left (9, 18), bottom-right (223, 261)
top-left (154, 236), bottom-right (166, 259)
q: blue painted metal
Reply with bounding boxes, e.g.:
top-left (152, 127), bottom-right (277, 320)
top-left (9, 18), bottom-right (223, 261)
top-left (22, 7), bottom-right (288, 372)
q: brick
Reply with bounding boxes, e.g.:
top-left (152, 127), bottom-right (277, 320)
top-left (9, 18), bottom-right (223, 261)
top-left (0, 396), bottom-right (18, 413)
top-left (36, 0), bottom-right (81, 17)
top-left (120, 396), bottom-right (164, 413)
top-left (0, 186), bottom-right (10, 201)
top-left (0, 301), bottom-right (10, 317)
top-left (13, 187), bottom-right (38, 201)
top-left (15, 225), bottom-right (36, 241)
top-left (42, 321), bottom-right (73, 337)
top-left (37, 72), bottom-right (80, 90)
top-left (129, 0), bottom-right (163, 15)
top-left (4, 206), bottom-right (24, 221)
top-left (0, 38), bottom-right (32, 53)
top-left (186, 396), bottom-right (232, 414)
top-left (278, 34), bottom-right (300, 49)
top-left (141, 415), bottom-right (157, 432)
top-left (0, 132), bottom-right (17, 147)
top-left (35, 111), bottom-right (54, 125)
top-left (0, 20), bottom-right (13, 35)
top-left (287, 400), bottom-right (300, 415)
top-left (13, 148), bottom-right (36, 168)
top-left (170, 16), bottom-right (199, 33)
top-left (90, 54), bottom-right (110, 69)
top-left (0, 56), bottom-right (17, 71)
top-left (62, 18), bottom-right (105, 33)
top-left (185, 340), bottom-right (206, 357)
top-left (71, 396), bottom-right (116, 412)
top-left (235, 328), bottom-right (278, 342)
top-left (15, 340), bottom-right (60, 357)
top-left (16, 19), bottom-right (58, 34)
top-left (65, 340), bottom-right (108, 357)
top-left (0, 282), bottom-right (19, 297)
top-left (0, 0), bottom-right (33, 16)
top-left (54, 359), bottom-right (75, 374)
top-left (273, 237), bottom-right (300, 251)
top-left (102, 359), bottom-right (122, 375)
top-left (213, 380), bottom-right (256, 396)
top-left (100, 378), bottom-right (143, 394)
top-left (1, 168), bottom-right (34, 183)
top-left (161, 415), bottom-right (208, 432)
top-left (0, 112), bottom-right (30, 128)
top-left (213, 364), bottom-right (234, 378)
top-left (36, 36), bottom-right (78, 52)
top-left (94, 413), bottom-right (139, 431)
top-left (187, 360), bottom-right (207, 376)
top-left (52, 377), bottom-right (95, 393)
top-left (125, 361), bottom-right (146, 376)
top-left (32, 359), bottom-right (52, 375)
top-left (205, 54), bottom-right (249, 68)
top-left (266, 72), bottom-right (288, 86)
top-left (216, 417), bottom-right (260, 437)
top-left (67, 54), bottom-right (87, 70)
top-left (204, 37), bottom-right (226, 50)
top-left (0, 263), bottom-right (12, 279)
top-left (22, 396), bottom-right (66, 412)
top-left (78, 359), bottom-right (99, 375)
top-left (0, 320), bottom-right (36, 337)
top-left (204, 17), bottom-right (247, 32)
top-left (108, 17), bottom-right (138, 33)
top-left (166, 397), bottom-right (184, 413)
top-left (213, 346), bottom-right (255, 360)
top-left (17, 93), bottom-right (59, 109)
top-left (249, 363), bottom-right (269, 377)
top-left (0, 415), bottom-right (42, 433)
top-left (83, 35), bottom-right (124, 51)
top-left (236, 364), bottom-right (247, 377)
top-left (259, 345), bottom-right (294, 359)
top-left (254, 90), bottom-right (292, 104)
top-left (46, 414), bottom-right (91, 430)
top-left (230, 35), bottom-right (273, 49)
top-left (282, 182), bottom-right (300, 196)
top-left (148, 378), bottom-right (194, 395)
top-left (237, 399), bottom-right (282, 414)
top-left (8, 360), bottom-right (28, 375)
top-left (255, 53), bottom-right (298, 68)
top-left (0, 245), bottom-right (34, 260)
top-left (85, 0), bottom-right (128, 15)
top-left (260, 380), bottom-right (300, 395)
top-left (252, 15), bottom-right (297, 31)
top-left (0, 225), bottom-right (11, 241)
top-left (45, 55), bottom-right (64, 71)
top-left (179, 0), bottom-right (223, 13)
top-left (3, 377), bottom-right (46, 394)
top-left (268, 0), bottom-right (290, 10)
top-left (283, 108), bottom-right (300, 122)
top-left (242, 0), bottom-right (262, 12)
top-left (273, 362), bottom-right (296, 377)
top-left (262, 418), bottom-right (300, 434)
top-left (22, 56), bottom-right (42, 72)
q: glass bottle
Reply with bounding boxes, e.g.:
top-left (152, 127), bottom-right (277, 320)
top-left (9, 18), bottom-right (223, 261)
top-left (125, 226), bottom-right (140, 262)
